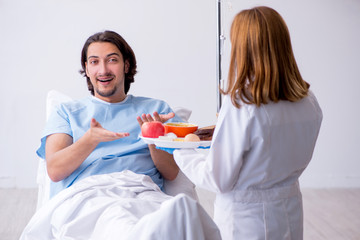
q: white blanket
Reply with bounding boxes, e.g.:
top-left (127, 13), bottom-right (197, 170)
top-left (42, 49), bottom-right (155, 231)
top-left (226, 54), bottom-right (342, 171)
top-left (20, 171), bottom-right (220, 240)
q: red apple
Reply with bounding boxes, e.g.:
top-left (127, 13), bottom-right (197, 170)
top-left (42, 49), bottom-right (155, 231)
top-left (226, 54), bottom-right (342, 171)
top-left (141, 121), bottom-right (165, 138)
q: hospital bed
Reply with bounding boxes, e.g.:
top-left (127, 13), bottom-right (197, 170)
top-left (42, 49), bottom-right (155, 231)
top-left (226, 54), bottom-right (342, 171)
top-left (20, 90), bottom-right (220, 240)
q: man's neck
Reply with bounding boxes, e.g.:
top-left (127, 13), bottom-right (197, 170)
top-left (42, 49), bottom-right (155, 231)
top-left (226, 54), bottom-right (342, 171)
top-left (94, 94), bottom-right (127, 103)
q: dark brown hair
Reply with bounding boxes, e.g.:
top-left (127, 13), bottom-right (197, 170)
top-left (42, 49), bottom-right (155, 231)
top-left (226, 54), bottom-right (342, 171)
top-left (80, 30), bottom-right (137, 95)
top-left (223, 6), bottom-right (309, 108)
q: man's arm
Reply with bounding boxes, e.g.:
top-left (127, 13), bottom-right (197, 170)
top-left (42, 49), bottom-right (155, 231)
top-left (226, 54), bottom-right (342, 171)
top-left (45, 118), bottom-right (129, 182)
top-left (137, 111), bottom-right (179, 180)
top-left (148, 144), bottom-right (179, 180)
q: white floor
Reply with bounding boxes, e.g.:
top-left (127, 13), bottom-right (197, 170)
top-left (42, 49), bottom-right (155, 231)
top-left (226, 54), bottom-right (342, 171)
top-left (1, 188), bottom-right (360, 240)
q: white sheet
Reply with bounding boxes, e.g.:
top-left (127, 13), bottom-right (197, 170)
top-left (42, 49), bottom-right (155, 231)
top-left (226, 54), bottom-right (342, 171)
top-left (21, 171), bottom-right (220, 240)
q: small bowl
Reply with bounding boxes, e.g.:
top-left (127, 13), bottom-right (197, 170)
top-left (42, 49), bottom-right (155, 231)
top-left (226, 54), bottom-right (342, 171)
top-left (164, 122), bottom-right (198, 137)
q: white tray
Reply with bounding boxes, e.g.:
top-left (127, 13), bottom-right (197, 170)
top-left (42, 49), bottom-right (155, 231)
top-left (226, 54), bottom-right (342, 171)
top-left (140, 136), bottom-right (211, 149)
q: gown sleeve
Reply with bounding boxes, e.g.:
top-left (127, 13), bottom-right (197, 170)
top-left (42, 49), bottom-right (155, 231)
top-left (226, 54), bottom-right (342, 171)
top-left (36, 103), bottom-right (72, 159)
top-left (173, 95), bottom-right (252, 193)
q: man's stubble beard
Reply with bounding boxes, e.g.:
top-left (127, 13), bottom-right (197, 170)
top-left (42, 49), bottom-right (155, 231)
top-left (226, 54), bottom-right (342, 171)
top-left (95, 86), bottom-right (117, 97)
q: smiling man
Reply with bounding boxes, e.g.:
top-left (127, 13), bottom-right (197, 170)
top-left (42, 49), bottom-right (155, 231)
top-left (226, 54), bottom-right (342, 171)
top-left (37, 30), bottom-right (182, 198)
top-left (85, 41), bottom-right (128, 102)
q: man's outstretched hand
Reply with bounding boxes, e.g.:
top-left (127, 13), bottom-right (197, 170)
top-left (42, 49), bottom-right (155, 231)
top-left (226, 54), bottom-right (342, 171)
top-left (88, 118), bottom-right (129, 143)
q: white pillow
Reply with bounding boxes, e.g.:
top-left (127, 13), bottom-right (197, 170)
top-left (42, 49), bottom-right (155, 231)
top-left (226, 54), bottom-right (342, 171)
top-left (172, 107), bottom-right (192, 122)
top-left (36, 90), bottom-right (197, 210)
top-left (46, 90), bottom-right (73, 120)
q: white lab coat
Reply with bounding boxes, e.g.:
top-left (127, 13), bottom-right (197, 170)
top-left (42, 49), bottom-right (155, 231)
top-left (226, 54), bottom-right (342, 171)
top-left (174, 91), bottom-right (322, 240)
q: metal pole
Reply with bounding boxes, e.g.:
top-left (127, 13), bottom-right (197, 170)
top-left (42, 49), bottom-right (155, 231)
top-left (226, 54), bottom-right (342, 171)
top-left (216, 0), bottom-right (223, 112)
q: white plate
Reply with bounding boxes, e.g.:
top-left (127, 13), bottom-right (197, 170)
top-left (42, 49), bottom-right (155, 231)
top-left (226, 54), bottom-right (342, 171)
top-left (140, 136), bottom-right (211, 149)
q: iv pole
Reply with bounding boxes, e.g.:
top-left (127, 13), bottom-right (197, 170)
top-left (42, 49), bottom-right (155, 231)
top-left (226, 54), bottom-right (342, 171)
top-left (216, 0), bottom-right (225, 112)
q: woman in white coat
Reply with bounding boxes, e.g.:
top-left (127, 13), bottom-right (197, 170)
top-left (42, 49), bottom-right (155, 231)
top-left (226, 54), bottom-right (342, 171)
top-left (172, 6), bottom-right (323, 240)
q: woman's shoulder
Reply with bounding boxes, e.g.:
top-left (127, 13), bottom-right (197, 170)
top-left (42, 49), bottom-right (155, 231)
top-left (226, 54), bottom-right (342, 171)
top-left (222, 94), bottom-right (256, 113)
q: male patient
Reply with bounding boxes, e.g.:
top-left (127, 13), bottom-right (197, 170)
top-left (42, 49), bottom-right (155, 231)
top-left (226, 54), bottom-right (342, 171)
top-left (36, 30), bottom-right (183, 198)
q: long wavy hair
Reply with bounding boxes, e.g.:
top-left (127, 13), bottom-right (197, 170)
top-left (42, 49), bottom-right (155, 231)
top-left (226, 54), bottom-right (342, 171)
top-left (222, 6), bottom-right (309, 108)
top-left (80, 30), bottom-right (137, 95)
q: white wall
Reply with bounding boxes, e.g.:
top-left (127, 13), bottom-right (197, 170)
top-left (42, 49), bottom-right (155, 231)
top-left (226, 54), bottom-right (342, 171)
top-left (0, 0), bottom-right (359, 188)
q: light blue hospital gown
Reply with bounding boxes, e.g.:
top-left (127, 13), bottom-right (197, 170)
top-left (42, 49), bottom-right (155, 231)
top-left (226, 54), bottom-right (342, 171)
top-left (36, 95), bottom-right (182, 198)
